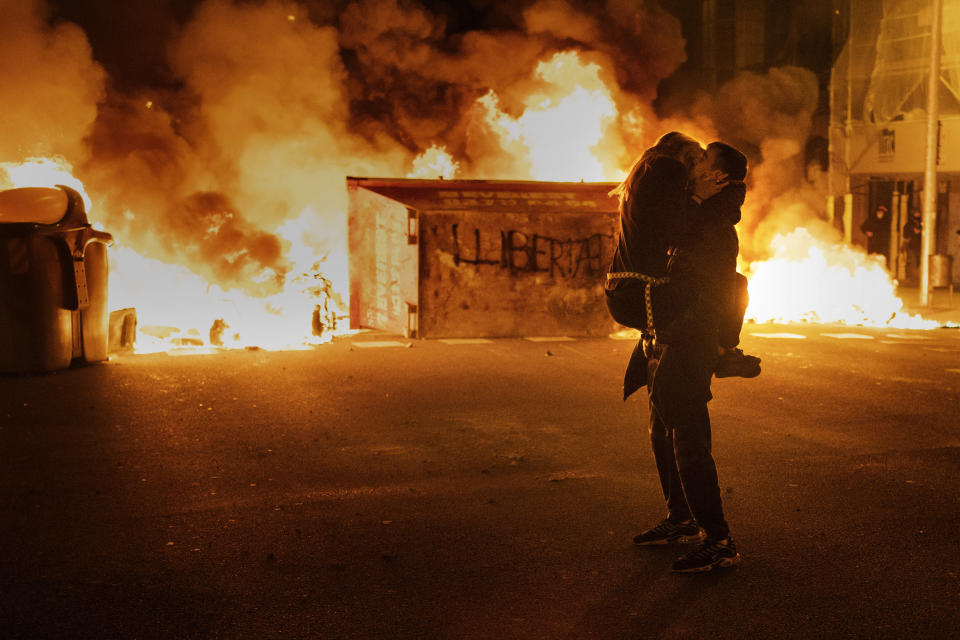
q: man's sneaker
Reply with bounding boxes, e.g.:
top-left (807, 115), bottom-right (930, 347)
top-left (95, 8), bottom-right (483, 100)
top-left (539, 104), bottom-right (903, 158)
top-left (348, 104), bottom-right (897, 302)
top-left (715, 348), bottom-right (761, 378)
top-left (633, 519), bottom-right (706, 546)
top-left (671, 537), bottom-right (742, 573)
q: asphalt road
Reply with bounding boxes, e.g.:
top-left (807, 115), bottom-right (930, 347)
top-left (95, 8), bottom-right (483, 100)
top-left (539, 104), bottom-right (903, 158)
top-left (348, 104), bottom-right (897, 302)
top-left (2, 324), bottom-right (960, 639)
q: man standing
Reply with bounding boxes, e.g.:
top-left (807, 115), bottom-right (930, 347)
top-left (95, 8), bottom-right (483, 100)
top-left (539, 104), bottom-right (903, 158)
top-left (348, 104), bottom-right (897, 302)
top-left (861, 205), bottom-right (891, 261)
top-left (630, 142), bottom-right (749, 573)
top-left (902, 208), bottom-right (922, 284)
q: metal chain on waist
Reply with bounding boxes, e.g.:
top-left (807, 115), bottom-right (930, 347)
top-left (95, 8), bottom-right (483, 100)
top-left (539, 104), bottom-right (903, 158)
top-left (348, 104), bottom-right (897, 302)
top-left (606, 271), bottom-right (670, 331)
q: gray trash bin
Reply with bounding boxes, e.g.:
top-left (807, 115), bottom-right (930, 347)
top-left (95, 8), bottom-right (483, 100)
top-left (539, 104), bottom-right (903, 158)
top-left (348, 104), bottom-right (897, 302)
top-left (0, 186), bottom-right (113, 373)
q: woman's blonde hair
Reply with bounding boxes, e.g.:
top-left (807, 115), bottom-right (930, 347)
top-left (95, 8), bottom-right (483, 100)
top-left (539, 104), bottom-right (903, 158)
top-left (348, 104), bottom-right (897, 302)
top-left (609, 131), bottom-right (700, 204)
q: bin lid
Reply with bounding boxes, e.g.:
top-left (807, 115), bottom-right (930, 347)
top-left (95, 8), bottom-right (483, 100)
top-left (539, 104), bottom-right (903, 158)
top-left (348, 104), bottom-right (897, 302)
top-left (0, 187), bottom-right (68, 224)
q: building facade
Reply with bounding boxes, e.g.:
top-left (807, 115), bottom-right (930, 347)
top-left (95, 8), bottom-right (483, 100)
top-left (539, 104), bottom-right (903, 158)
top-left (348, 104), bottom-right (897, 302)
top-left (829, 0), bottom-right (960, 285)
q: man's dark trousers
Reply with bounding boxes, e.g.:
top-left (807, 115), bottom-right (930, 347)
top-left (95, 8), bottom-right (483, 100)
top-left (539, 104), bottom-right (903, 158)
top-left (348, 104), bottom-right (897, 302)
top-left (647, 340), bottom-right (730, 541)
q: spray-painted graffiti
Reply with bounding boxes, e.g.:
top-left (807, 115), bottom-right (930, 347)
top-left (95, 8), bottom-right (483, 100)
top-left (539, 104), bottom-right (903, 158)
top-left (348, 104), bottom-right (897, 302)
top-left (449, 223), bottom-right (614, 278)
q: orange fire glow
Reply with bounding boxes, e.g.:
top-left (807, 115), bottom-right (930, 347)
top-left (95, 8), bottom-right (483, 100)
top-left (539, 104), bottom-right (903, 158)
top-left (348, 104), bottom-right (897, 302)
top-left (744, 228), bottom-right (935, 329)
top-left (0, 157), bottom-right (92, 211)
top-left (0, 2), bottom-right (937, 352)
top-left (106, 203), bottom-right (348, 352)
top-left (408, 145), bottom-right (460, 179)
top-left (478, 51), bottom-right (619, 181)
top-left (2, 160), bottom-right (348, 352)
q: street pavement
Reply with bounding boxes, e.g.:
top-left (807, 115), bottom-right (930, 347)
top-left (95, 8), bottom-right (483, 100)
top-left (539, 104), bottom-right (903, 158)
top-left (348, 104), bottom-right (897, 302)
top-left (2, 323), bottom-right (960, 639)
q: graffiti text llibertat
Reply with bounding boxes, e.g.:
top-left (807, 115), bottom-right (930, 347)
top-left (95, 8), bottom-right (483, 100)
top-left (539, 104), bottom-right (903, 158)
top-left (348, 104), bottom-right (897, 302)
top-left (450, 224), bottom-right (613, 278)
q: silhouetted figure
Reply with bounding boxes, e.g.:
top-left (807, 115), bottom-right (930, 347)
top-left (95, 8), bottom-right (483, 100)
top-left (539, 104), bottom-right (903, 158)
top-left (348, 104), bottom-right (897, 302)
top-left (605, 134), bottom-right (754, 573)
top-left (633, 142), bottom-right (751, 573)
top-left (902, 209), bottom-right (922, 283)
top-left (861, 205), bottom-right (890, 259)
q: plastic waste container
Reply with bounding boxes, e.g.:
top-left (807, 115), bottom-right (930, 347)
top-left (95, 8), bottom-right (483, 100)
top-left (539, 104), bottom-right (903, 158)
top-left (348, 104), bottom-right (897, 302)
top-left (0, 186), bottom-right (113, 373)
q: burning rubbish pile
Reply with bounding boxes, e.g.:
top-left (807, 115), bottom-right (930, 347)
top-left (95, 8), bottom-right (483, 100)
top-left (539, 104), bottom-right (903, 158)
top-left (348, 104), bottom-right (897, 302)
top-left (745, 227), bottom-right (935, 329)
top-left (0, 0), bottom-right (935, 355)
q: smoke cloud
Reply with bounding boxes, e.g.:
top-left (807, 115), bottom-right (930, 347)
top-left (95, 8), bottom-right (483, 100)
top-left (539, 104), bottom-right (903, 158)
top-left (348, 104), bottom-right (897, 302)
top-left (3, 0), bottom-right (826, 305)
top-left (78, 0), bottom-right (694, 298)
top-left (0, 0), bottom-right (104, 169)
top-left (83, 0), bottom-right (410, 296)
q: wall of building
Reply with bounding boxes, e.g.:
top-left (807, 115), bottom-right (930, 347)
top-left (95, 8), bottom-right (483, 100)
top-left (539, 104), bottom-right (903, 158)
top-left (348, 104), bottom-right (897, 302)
top-left (847, 172), bottom-right (960, 285)
top-left (348, 179), bottom-right (622, 338)
top-left (418, 210), bottom-right (618, 338)
top-left (828, 1), bottom-right (960, 286)
top-left (843, 117), bottom-right (960, 176)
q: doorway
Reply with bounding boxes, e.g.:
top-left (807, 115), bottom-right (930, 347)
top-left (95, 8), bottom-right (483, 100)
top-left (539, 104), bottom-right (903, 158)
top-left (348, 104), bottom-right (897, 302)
top-left (867, 179), bottom-right (918, 282)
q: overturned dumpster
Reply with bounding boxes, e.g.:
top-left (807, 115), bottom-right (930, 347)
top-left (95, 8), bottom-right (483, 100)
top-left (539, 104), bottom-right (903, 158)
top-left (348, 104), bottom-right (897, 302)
top-left (0, 186), bottom-right (113, 373)
top-left (347, 177), bottom-right (620, 338)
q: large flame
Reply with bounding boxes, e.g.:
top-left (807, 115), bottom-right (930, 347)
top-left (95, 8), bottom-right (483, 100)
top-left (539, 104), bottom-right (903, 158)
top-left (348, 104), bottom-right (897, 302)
top-left (2, 159), bottom-right (346, 352)
top-left (107, 204), bottom-right (346, 352)
top-left (408, 145), bottom-right (460, 179)
top-left (477, 51), bottom-right (618, 181)
top-left (745, 228), bottom-right (935, 329)
top-left (109, 246), bottom-right (337, 353)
